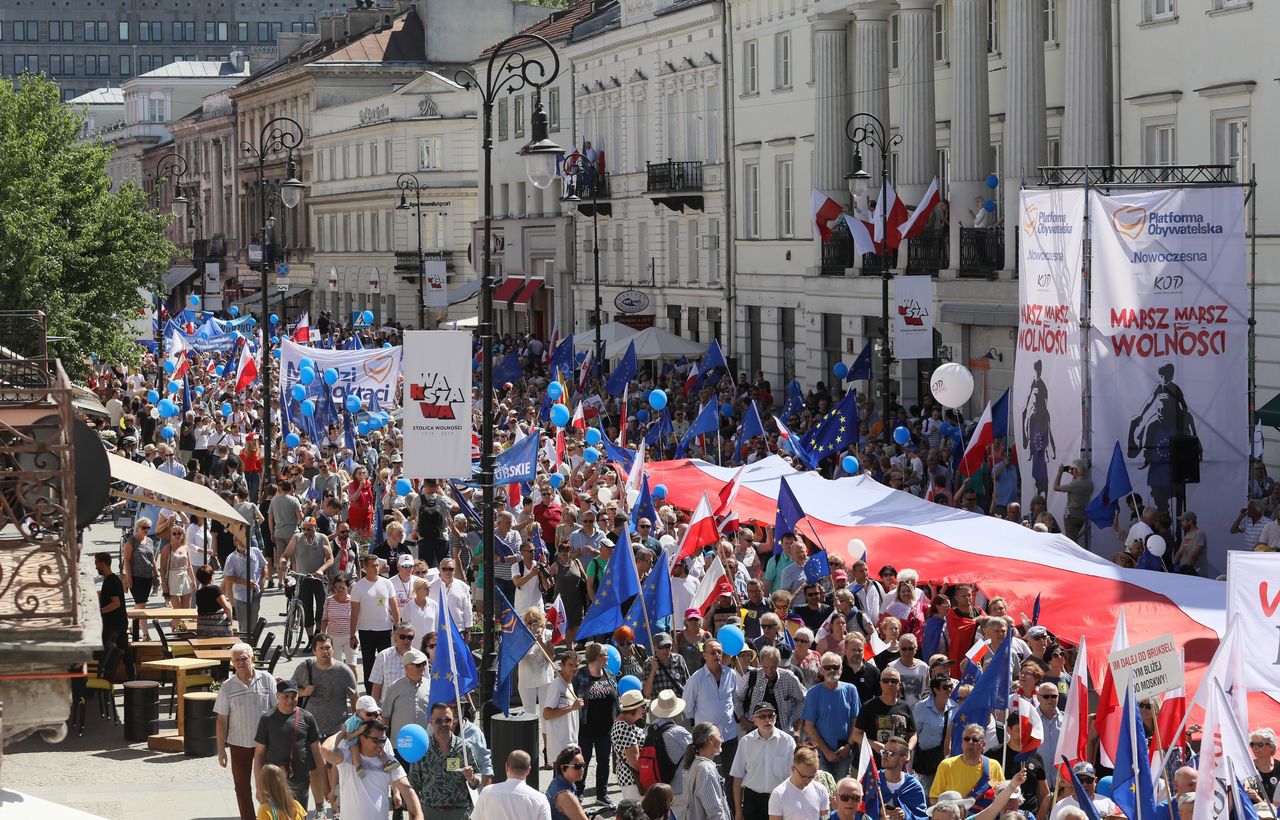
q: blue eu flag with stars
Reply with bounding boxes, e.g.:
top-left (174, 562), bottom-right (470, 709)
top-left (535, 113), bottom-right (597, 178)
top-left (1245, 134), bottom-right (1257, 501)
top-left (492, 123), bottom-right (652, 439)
top-left (773, 476), bottom-right (806, 554)
top-left (804, 388), bottom-right (859, 460)
top-left (429, 584), bottom-right (478, 709)
top-left (492, 588), bottom-right (537, 716)
top-left (576, 520), bottom-right (642, 638)
top-left (623, 549), bottom-right (673, 648)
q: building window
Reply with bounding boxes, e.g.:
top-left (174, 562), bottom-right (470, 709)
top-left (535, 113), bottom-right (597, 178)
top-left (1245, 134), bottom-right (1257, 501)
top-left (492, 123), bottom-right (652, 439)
top-left (774, 32), bottom-right (791, 89)
top-left (148, 96), bottom-right (166, 123)
top-left (304, 21), bottom-right (316, 33)
top-left (238, 22), bottom-right (249, 42)
top-left (1145, 0), bottom-right (1175, 21)
top-left (890, 13), bottom-right (900, 70)
top-left (743, 40), bottom-right (758, 95)
top-left (708, 218), bottom-right (721, 282)
top-left (776, 158), bottom-right (794, 237)
top-left (497, 98), bottom-right (508, 141)
top-left (173, 21), bottom-right (194, 41)
top-left (687, 220), bottom-right (699, 282)
top-left (688, 307), bottom-right (700, 342)
top-left (62, 88), bottom-right (77, 101)
top-left (424, 213), bottom-right (447, 251)
top-left (743, 161), bottom-right (760, 239)
top-left (667, 219), bottom-right (680, 283)
top-left (667, 304), bottom-right (682, 336)
top-left (258, 22), bottom-right (270, 42)
top-left (1046, 136), bottom-right (1060, 167)
top-left (139, 55), bottom-right (152, 73)
top-left (633, 97), bottom-right (648, 170)
top-left (1214, 113), bottom-right (1249, 181)
top-left (664, 92), bottom-right (679, 158)
top-left (705, 85), bottom-right (720, 163)
top-left (291, 22), bottom-right (303, 33)
top-left (419, 137), bottom-right (442, 170)
top-left (1043, 0), bottom-right (1057, 43)
top-left (747, 306), bottom-right (762, 376)
top-left (1143, 121), bottom-right (1175, 166)
top-left (119, 21), bottom-right (129, 41)
top-left (385, 139), bottom-right (393, 173)
top-left (50, 55), bottom-right (62, 74)
top-left (64, 55), bottom-right (75, 75)
top-left (779, 307), bottom-right (796, 384)
top-left (514, 95), bottom-right (525, 139)
top-left (936, 146), bottom-right (950, 199)
top-left (24, 55), bottom-right (37, 72)
top-left (987, 0), bottom-right (999, 53)
top-left (822, 313), bottom-right (843, 377)
top-left (1215, 0), bottom-right (1249, 7)
top-left (548, 87), bottom-right (561, 132)
top-left (934, 2), bottom-right (947, 61)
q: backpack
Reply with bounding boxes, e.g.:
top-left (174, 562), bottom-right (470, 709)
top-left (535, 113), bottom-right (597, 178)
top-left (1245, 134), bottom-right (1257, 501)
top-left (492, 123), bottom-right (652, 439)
top-left (417, 495), bottom-right (446, 541)
top-left (637, 717), bottom-right (678, 792)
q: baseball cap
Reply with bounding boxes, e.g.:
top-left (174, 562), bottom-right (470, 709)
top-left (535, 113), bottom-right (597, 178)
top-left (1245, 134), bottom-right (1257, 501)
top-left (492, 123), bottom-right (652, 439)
top-left (1073, 762), bottom-right (1096, 777)
top-left (276, 679), bottom-right (299, 694)
top-left (355, 695), bottom-right (381, 713)
top-left (1179, 511), bottom-right (1197, 523)
top-left (654, 632), bottom-right (673, 648)
top-left (752, 702), bottom-right (777, 716)
top-left (684, 608), bottom-right (703, 622)
top-left (832, 570), bottom-right (848, 582)
top-left (1026, 625), bottom-right (1050, 639)
top-left (403, 648), bottom-right (428, 665)
top-left (398, 555), bottom-right (415, 568)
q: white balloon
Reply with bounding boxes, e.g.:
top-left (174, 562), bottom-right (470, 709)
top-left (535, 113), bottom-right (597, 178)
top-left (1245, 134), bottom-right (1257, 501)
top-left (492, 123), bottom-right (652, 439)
top-left (930, 363), bottom-right (975, 408)
top-left (659, 534), bottom-right (677, 549)
top-left (597, 487), bottom-right (614, 504)
top-left (847, 538), bottom-right (867, 560)
top-left (1145, 533), bottom-right (1167, 558)
top-left (149, 407), bottom-right (160, 419)
top-left (626, 488), bottom-right (640, 507)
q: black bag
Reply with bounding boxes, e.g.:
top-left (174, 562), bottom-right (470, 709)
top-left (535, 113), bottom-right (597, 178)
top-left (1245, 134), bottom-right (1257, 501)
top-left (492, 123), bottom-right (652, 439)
top-left (417, 496), bottom-right (447, 541)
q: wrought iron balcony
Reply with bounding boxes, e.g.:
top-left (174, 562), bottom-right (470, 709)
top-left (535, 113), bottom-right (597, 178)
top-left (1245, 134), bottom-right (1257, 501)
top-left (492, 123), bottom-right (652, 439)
top-left (820, 218), bottom-right (854, 276)
top-left (646, 160), bottom-right (705, 212)
top-left (905, 228), bottom-right (948, 275)
top-left (959, 227), bottom-right (1004, 279)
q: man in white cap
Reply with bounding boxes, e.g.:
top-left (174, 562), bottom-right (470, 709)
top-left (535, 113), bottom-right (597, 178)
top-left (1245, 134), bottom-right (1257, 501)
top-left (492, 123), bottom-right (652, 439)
top-left (390, 553), bottom-right (422, 612)
top-left (382, 648), bottom-right (431, 744)
top-left (732, 701), bottom-right (795, 820)
top-left (471, 750), bottom-right (550, 820)
top-left (649, 689), bottom-right (694, 810)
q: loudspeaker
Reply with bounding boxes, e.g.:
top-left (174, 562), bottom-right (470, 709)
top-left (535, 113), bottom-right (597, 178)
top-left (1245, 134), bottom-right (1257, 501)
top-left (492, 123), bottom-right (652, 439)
top-left (1170, 435), bottom-right (1201, 485)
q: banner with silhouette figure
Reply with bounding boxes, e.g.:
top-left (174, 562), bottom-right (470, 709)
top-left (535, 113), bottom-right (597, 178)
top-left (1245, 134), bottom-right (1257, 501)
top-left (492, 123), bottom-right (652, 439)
top-left (1089, 187), bottom-right (1247, 574)
top-left (1014, 189), bottom-right (1086, 528)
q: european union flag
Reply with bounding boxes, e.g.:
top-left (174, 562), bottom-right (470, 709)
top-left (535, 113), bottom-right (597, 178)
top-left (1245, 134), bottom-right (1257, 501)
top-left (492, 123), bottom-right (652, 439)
top-left (949, 632), bottom-right (1012, 754)
top-left (623, 549), bottom-right (673, 649)
top-left (429, 584), bottom-right (478, 709)
top-left (677, 401), bottom-right (720, 457)
top-left (345, 334), bottom-right (364, 351)
top-left (1113, 686), bottom-right (1159, 820)
top-left (734, 400), bottom-right (766, 463)
top-left (550, 334), bottom-right (575, 378)
top-left (602, 436), bottom-right (637, 473)
top-left (803, 550), bottom-right (831, 585)
top-left (449, 480), bottom-right (482, 528)
top-left (773, 476), bottom-right (805, 554)
top-left (493, 350), bottom-right (523, 385)
top-left (695, 339), bottom-right (728, 391)
top-left (576, 519), bottom-right (642, 638)
top-left (781, 379), bottom-right (806, 423)
top-left (804, 388), bottom-right (859, 459)
top-left (606, 340), bottom-right (637, 397)
top-left (492, 588), bottom-right (537, 716)
top-left (1085, 441), bottom-right (1134, 529)
top-left (847, 340), bottom-right (873, 382)
top-left (1031, 593), bottom-right (1041, 626)
top-left (645, 407), bottom-right (672, 448)
top-left (630, 476), bottom-right (659, 532)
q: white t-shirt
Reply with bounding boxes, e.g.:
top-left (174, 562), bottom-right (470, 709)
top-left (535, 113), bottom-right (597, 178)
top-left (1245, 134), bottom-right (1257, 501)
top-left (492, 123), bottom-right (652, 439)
top-left (544, 674), bottom-right (580, 762)
top-left (337, 746), bottom-right (405, 820)
top-left (768, 777), bottom-right (830, 820)
top-left (402, 596), bottom-right (439, 641)
top-left (352, 577), bottom-right (397, 631)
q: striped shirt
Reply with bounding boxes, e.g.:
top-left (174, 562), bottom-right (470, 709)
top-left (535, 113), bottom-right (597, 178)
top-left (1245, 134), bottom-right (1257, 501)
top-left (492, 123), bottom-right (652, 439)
top-left (324, 597), bottom-right (352, 636)
top-left (213, 669), bottom-right (276, 748)
top-left (369, 646), bottom-right (408, 690)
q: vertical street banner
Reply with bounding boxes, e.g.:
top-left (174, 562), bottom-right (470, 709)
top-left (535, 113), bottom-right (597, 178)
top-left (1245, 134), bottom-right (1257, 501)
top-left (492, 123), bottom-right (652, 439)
top-left (424, 260), bottom-right (448, 311)
top-left (893, 275), bottom-right (935, 360)
top-left (1089, 188), bottom-right (1247, 574)
top-left (401, 330), bottom-right (472, 478)
top-left (1226, 552), bottom-right (1280, 692)
top-left (1013, 188), bottom-right (1086, 525)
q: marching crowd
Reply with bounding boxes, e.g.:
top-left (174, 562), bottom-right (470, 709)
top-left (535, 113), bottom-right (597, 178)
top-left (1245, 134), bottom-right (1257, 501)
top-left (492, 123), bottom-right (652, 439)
top-left (82, 316), bottom-right (1271, 820)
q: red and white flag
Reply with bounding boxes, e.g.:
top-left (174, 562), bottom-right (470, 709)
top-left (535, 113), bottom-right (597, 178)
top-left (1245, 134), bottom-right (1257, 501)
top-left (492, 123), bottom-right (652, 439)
top-left (545, 320), bottom-right (560, 365)
top-left (577, 348), bottom-right (594, 393)
top-left (1152, 650), bottom-right (1187, 755)
top-left (1055, 635), bottom-right (1090, 780)
top-left (874, 181), bottom-right (911, 250)
top-left (570, 401), bottom-right (586, 431)
top-left (682, 364), bottom-right (700, 398)
top-left (547, 594), bottom-right (566, 644)
top-left (958, 400), bottom-right (996, 476)
top-left (840, 214), bottom-right (878, 256)
top-left (691, 555), bottom-right (734, 615)
top-left (554, 427), bottom-right (565, 468)
top-left (675, 493), bottom-right (718, 562)
top-left (713, 465), bottom-right (746, 533)
top-left (166, 332), bottom-right (190, 379)
top-left (234, 336), bottom-right (258, 393)
top-left (864, 630), bottom-right (891, 660)
top-left (291, 312), bottom-right (311, 344)
top-left (1018, 695), bottom-right (1045, 752)
top-left (618, 385), bottom-right (629, 448)
top-left (810, 188), bottom-right (843, 242)
top-left (626, 439), bottom-right (647, 498)
top-left (1094, 610), bottom-right (1129, 766)
top-left (901, 177), bottom-right (941, 239)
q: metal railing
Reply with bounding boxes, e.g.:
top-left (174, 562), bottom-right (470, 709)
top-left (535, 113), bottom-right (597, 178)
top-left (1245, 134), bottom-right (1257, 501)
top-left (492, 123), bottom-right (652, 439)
top-left (563, 172), bottom-right (610, 199)
top-left (820, 218), bottom-right (854, 276)
top-left (958, 227), bottom-right (1004, 279)
top-left (906, 228), bottom-right (948, 275)
top-left (646, 160), bottom-right (703, 193)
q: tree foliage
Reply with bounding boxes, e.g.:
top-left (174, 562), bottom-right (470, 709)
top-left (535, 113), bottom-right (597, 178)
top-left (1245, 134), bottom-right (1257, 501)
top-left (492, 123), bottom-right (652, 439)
top-left (0, 74), bottom-right (176, 378)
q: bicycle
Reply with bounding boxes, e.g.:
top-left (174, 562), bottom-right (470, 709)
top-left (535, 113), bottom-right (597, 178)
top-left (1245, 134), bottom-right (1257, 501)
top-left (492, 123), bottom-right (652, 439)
top-left (283, 570), bottom-right (326, 660)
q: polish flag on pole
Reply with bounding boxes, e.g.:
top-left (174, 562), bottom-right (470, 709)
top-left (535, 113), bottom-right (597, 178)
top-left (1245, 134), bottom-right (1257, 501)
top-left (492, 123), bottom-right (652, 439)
top-left (1018, 695), bottom-right (1045, 752)
top-left (675, 493), bottom-right (718, 562)
top-left (713, 465), bottom-right (746, 533)
top-left (1055, 635), bottom-right (1090, 780)
top-left (874, 181), bottom-right (911, 250)
top-left (547, 594), bottom-right (566, 644)
top-left (691, 555), bottom-right (735, 614)
top-left (811, 188), bottom-right (843, 242)
top-left (1153, 650), bottom-right (1187, 755)
top-left (619, 385), bottom-right (629, 448)
top-left (545, 320), bottom-right (560, 365)
top-left (1094, 610), bottom-right (1129, 767)
top-left (683, 363), bottom-right (700, 398)
top-left (166, 332), bottom-right (190, 379)
top-left (840, 214), bottom-right (879, 256)
top-left (864, 630), bottom-right (891, 660)
top-left (900, 177), bottom-right (941, 239)
top-left (570, 401), bottom-right (586, 431)
top-left (959, 401), bottom-right (996, 476)
top-left (234, 335), bottom-right (259, 393)
top-left (626, 439), bottom-right (647, 498)
top-left (577, 348), bottom-right (594, 393)
top-left (291, 312), bottom-right (311, 344)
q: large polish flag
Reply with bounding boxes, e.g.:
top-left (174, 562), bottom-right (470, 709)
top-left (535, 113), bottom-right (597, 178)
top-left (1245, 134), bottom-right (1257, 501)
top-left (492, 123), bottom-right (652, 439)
top-left (1094, 609), bottom-right (1129, 767)
top-left (641, 455), bottom-right (1280, 728)
top-left (691, 555), bottom-right (734, 615)
top-left (234, 336), bottom-right (258, 393)
top-left (810, 188), bottom-right (843, 242)
top-left (674, 493), bottom-right (718, 563)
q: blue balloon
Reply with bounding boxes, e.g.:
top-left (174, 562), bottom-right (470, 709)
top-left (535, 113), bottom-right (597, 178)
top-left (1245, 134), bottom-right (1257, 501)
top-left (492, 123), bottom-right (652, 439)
top-left (229, 305), bottom-right (239, 317)
top-left (357, 421), bottom-right (371, 436)
top-left (396, 478), bottom-right (413, 496)
top-left (290, 384), bottom-right (307, 402)
top-left (187, 294), bottom-right (200, 308)
top-left (323, 368), bottom-right (339, 386)
top-left (215, 365), bottom-right (225, 376)
top-left (894, 426), bottom-right (911, 446)
top-left (717, 625), bottom-right (746, 657)
top-left (160, 425), bottom-right (175, 440)
top-left (396, 723), bottom-right (430, 764)
top-left (299, 368), bottom-right (315, 386)
top-left (271, 336), bottom-right (280, 345)
top-left (345, 394), bottom-right (363, 413)
top-left (636, 409), bottom-right (650, 423)
top-left (547, 381), bottom-right (563, 400)
top-left (842, 455), bottom-right (860, 474)
top-left (833, 362), bottom-right (849, 379)
top-left (158, 399), bottom-right (176, 417)
top-left (1097, 776), bottom-right (1113, 798)
top-left (653, 484), bottom-right (668, 500)
top-left (549, 473), bottom-right (564, 489)
top-left (162, 359), bottom-right (176, 374)
top-left (617, 675), bottom-right (642, 695)
top-left (272, 348), bottom-right (281, 359)
top-left (221, 402), bottom-right (232, 418)
top-left (300, 399), bottom-right (316, 417)
top-left (583, 447), bottom-right (600, 464)
top-left (168, 379), bottom-right (181, 394)
top-left (986, 173), bottom-right (1000, 190)
top-left (604, 644), bottom-right (622, 675)
top-left (299, 357), bottom-right (315, 372)
top-left (550, 404), bottom-right (571, 427)
top-left (146, 389), bottom-right (159, 404)
top-left (649, 389), bottom-right (668, 410)
top-left (284, 433), bottom-right (300, 448)
top-left (585, 428), bottom-right (602, 446)
top-left (383, 342), bottom-right (392, 349)
top-left (362, 310), bottom-right (374, 325)
top-left (983, 199), bottom-right (996, 213)
top-left (576, 351), bottom-right (586, 363)
top-left (194, 386), bottom-right (204, 397)
top-left (269, 313), bottom-right (279, 325)
top-left (721, 403), bottom-right (733, 417)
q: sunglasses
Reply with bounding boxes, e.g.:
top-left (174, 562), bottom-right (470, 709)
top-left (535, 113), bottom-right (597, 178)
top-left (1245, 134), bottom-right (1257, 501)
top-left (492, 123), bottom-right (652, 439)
top-left (963, 737), bottom-right (984, 744)
top-left (426, 643), bottom-right (437, 649)
top-left (1251, 741), bottom-right (1272, 748)
top-left (795, 637), bottom-right (811, 643)
top-left (441, 567), bottom-right (455, 573)
top-left (1078, 776), bottom-right (1096, 784)
top-left (566, 762), bottom-right (586, 770)
top-left (366, 735), bottom-right (388, 742)
top-left (822, 664), bottom-right (840, 671)
top-left (839, 794), bottom-right (860, 803)
top-left (397, 635), bottom-right (415, 641)
top-left (638, 524), bottom-right (651, 529)
top-left (1042, 693), bottom-right (1059, 700)
top-left (433, 718), bottom-right (454, 725)
top-left (882, 679), bottom-right (901, 685)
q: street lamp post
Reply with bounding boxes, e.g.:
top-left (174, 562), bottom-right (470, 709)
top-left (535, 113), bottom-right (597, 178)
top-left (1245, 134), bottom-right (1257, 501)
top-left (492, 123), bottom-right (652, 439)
top-left (561, 155), bottom-right (603, 381)
top-left (457, 35), bottom-right (562, 728)
top-left (846, 112), bottom-right (902, 427)
top-left (396, 173), bottom-right (426, 330)
top-left (241, 116), bottom-right (306, 499)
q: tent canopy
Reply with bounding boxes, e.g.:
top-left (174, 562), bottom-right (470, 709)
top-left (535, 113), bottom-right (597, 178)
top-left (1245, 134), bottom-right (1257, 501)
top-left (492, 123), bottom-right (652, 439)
top-left (626, 326), bottom-right (708, 361)
top-left (1256, 393), bottom-right (1280, 428)
top-left (573, 322), bottom-right (639, 358)
top-left (107, 452), bottom-right (250, 529)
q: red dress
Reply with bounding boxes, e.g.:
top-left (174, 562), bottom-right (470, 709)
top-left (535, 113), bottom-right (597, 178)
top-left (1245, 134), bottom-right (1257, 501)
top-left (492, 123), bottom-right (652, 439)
top-left (347, 481), bottom-right (374, 537)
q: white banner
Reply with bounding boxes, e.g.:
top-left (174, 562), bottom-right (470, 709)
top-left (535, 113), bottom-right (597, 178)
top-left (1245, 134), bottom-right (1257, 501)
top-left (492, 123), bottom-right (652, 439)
top-left (893, 275), bottom-right (935, 360)
top-left (1227, 552), bottom-right (1280, 692)
top-left (424, 260), bottom-right (448, 311)
top-left (203, 262), bottom-right (222, 295)
top-left (401, 330), bottom-right (472, 478)
top-left (1013, 189), bottom-right (1086, 526)
top-left (1107, 634), bottom-right (1183, 699)
top-left (279, 338), bottom-right (402, 409)
top-left (1089, 188), bottom-right (1247, 574)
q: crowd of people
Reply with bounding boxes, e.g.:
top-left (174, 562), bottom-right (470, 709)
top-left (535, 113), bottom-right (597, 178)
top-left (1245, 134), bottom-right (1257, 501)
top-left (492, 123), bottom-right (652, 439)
top-left (81, 317), bottom-right (1272, 820)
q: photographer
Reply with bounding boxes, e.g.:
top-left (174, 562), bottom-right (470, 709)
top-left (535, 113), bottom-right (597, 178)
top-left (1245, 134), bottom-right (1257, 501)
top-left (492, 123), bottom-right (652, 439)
top-left (1052, 460), bottom-right (1093, 545)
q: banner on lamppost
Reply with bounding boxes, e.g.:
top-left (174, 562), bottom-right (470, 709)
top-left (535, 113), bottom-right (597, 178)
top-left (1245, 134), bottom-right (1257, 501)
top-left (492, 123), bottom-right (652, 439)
top-left (1089, 187), bottom-right (1247, 574)
top-left (892, 275), bottom-right (935, 360)
top-left (424, 259), bottom-right (448, 310)
top-left (1012, 188), bottom-right (1086, 526)
top-left (401, 330), bottom-right (472, 478)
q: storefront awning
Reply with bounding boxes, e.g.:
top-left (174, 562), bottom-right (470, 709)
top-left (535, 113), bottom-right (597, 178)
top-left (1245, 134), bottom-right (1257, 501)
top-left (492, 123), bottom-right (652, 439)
top-left (163, 265), bottom-right (198, 292)
top-left (107, 452), bottom-right (250, 530)
top-left (512, 278), bottom-right (544, 304)
top-left (493, 276), bottom-right (523, 302)
top-left (1256, 393), bottom-right (1280, 428)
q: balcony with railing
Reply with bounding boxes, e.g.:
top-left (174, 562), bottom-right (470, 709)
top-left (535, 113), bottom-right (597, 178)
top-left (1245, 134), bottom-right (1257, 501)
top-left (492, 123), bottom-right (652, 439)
top-left (905, 228), bottom-right (949, 275)
top-left (563, 171), bottom-right (612, 218)
top-left (646, 160), bottom-right (704, 212)
top-left (958, 227), bottom-right (1004, 279)
top-left (820, 218), bottom-right (855, 276)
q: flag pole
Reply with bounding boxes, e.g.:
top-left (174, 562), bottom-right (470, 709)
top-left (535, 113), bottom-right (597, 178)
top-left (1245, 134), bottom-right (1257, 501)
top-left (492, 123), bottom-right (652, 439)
top-left (1150, 699), bottom-right (1178, 820)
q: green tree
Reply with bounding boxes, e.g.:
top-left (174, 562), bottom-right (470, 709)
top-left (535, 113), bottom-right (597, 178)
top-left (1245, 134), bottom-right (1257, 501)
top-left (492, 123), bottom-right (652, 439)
top-left (0, 73), bottom-right (176, 378)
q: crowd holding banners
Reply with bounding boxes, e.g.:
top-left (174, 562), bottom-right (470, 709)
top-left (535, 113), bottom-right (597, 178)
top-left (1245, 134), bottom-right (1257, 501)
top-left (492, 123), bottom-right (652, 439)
top-left (77, 295), bottom-right (1280, 820)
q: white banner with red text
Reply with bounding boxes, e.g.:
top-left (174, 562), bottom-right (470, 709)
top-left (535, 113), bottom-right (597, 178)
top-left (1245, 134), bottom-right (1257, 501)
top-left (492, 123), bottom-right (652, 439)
top-left (401, 330), bottom-right (473, 478)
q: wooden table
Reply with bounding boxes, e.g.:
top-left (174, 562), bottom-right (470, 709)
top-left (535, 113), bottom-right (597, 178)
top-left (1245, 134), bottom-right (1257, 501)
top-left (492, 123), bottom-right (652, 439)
top-left (187, 637), bottom-right (240, 649)
top-left (127, 608), bottom-right (198, 620)
top-left (191, 648), bottom-right (233, 662)
top-left (139, 657), bottom-right (218, 752)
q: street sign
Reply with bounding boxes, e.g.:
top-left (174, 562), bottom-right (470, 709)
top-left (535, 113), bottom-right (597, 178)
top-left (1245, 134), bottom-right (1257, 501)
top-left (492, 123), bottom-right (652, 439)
top-left (614, 290), bottom-right (650, 314)
top-left (275, 261), bottom-right (289, 277)
top-left (276, 284), bottom-right (288, 292)
top-left (1107, 634), bottom-right (1183, 699)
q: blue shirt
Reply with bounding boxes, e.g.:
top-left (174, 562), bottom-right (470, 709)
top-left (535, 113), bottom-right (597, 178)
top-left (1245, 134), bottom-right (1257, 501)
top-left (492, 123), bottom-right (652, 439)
top-left (1137, 549), bottom-right (1165, 572)
top-left (684, 663), bottom-right (742, 741)
top-left (993, 463), bottom-right (1020, 506)
top-left (911, 696), bottom-right (949, 752)
top-left (801, 681), bottom-right (861, 750)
